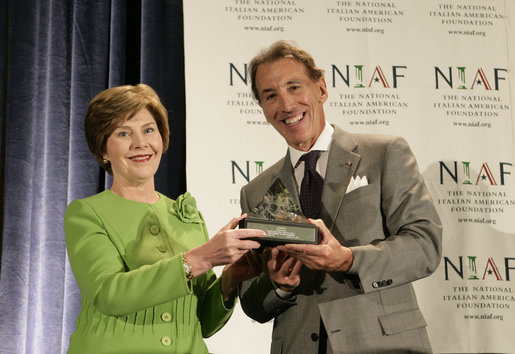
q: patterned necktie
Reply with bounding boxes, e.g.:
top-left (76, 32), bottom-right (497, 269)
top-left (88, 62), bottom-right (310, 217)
top-left (299, 150), bottom-right (324, 219)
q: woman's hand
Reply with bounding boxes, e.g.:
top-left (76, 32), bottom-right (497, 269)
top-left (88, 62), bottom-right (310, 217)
top-left (220, 250), bottom-right (262, 303)
top-left (184, 214), bottom-right (265, 278)
top-left (224, 250), bottom-right (262, 284)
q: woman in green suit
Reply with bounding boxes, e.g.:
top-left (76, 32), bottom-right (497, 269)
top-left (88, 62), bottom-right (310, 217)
top-left (64, 84), bottom-right (264, 353)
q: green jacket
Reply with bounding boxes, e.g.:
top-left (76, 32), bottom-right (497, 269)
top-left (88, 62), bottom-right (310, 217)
top-left (64, 190), bottom-right (235, 353)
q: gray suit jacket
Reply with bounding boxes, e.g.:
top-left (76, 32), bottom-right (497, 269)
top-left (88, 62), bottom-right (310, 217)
top-left (239, 126), bottom-right (442, 354)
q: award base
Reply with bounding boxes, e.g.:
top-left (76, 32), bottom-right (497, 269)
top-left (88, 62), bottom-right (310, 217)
top-left (239, 217), bottom-right (319, 245)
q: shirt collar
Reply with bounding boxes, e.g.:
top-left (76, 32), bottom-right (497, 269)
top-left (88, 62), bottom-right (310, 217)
top-left (289, 122), bottom-right (334, 168)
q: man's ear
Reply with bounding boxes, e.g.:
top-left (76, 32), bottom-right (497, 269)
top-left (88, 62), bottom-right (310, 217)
top-left (318, 77), bottom-right (328, 103)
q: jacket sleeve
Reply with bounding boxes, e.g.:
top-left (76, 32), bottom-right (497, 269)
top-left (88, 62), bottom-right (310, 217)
top-left (197, 274), bottom-right (236, 338)
top-left (64, 199), bottom-right (192, 315)
top-left (350, 137), bottom-right (443, 293)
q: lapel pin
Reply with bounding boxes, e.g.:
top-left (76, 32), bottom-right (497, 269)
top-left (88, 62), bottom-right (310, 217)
top-left (345, 161), bottom-right (352, 166)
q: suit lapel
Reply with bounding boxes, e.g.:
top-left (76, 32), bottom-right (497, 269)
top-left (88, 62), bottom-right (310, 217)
top-left (320, 126), bottom-right (360, 233)
top-left (258, 129), bottom-right (360, 232)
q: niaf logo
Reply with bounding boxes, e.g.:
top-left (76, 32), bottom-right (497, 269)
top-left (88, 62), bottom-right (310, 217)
top-left (435, 66), bottom-right (507, 90)
top-left (444, 256), bottom-right (515, 281)
top-left (440, 161), bottom-right (512, 186)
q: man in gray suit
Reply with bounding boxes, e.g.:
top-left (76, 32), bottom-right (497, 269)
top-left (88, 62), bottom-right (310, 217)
top-left (239, 40), bottom-right (442, 353)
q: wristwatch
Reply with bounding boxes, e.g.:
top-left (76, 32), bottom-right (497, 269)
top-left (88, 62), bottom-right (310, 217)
top-left (182, 253), bottom-right (193, 281)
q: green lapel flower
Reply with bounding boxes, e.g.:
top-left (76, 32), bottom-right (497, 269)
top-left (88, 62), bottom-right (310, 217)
top-left (172, 192), bottom-right (203, 224)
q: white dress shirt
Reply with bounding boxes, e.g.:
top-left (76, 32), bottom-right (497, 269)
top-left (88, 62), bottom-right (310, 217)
top-left (288, 122), bottom-right (334, 193)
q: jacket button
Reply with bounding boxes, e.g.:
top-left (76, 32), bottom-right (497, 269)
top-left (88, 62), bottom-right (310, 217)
top-left (157, 244), bottom-right (166, 253)
top-left (161, 336), bottom-right (171, 346)
top-left (161, 312), bottom-right (172, 322)
top-left (150, 225), bottom-right (160, 235)
top-left (311, 333), bottom-right (319, 342)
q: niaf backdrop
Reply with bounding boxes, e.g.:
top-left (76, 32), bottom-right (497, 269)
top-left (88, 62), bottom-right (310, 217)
top-left (184, 1), bottom-right (515, 352)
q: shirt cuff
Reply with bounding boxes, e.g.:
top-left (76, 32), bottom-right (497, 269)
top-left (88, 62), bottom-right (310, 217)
top-left (275, 287), bottom-right (294, 299)
top-left (271, 280), bottom-right (295, 300)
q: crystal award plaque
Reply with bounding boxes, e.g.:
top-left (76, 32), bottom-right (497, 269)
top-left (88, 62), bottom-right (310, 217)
top-left (239, 179), bottom-right (318, 245)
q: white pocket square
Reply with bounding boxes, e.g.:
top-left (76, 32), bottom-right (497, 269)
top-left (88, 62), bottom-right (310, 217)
top-left (346, 175), bottom-right (368, 194)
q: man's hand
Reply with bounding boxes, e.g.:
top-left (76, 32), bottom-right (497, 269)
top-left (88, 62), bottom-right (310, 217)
top-left (265, 247), bottom-right (302, 292)
top-left (277, 218), bottom-right (354, 272)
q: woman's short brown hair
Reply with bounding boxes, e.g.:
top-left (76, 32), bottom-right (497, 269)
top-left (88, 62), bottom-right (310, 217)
top-left (249, 40), bottom-right (325, 102)
top-left (84, 84), bottom-right (170, 175)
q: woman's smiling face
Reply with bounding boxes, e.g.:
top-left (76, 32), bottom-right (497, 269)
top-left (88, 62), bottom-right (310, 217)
top-left (103, 109), bottom-right (163, 187)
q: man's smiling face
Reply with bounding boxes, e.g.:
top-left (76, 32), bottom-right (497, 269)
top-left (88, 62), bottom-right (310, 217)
top-left (255, 57), bottom-right (328, 152)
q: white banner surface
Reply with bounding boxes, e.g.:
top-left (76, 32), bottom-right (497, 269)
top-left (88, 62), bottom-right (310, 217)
top-left (184, 1), bottom-right (515, 352)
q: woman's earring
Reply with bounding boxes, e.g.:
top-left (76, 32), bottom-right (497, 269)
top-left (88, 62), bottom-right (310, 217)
top-left (103, 159), bottom-right (109, 165)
